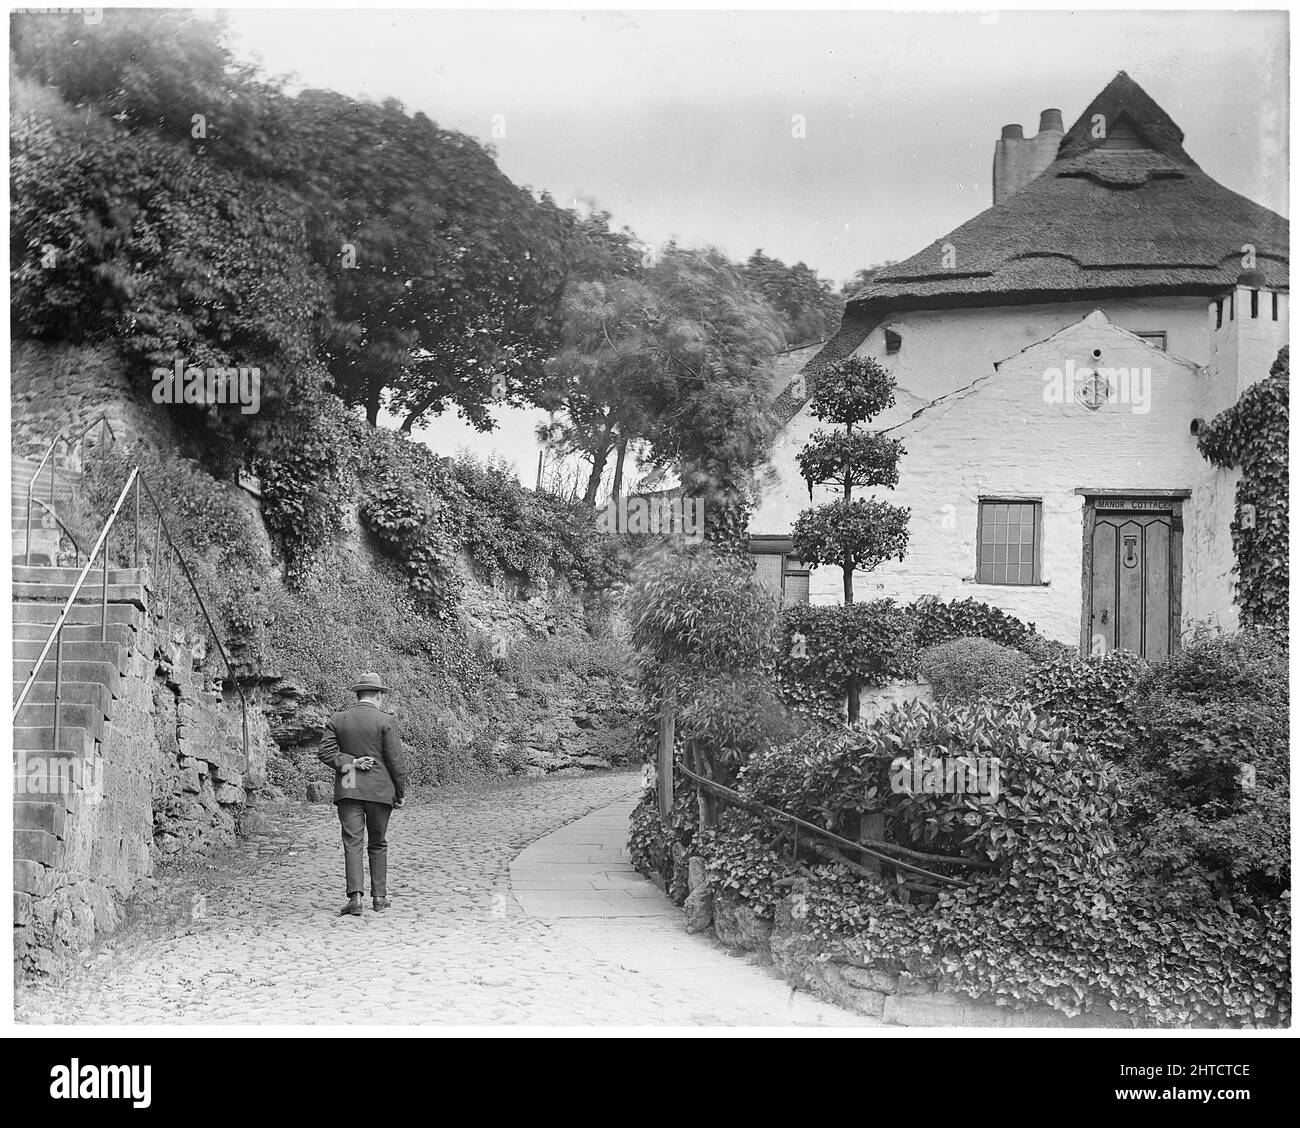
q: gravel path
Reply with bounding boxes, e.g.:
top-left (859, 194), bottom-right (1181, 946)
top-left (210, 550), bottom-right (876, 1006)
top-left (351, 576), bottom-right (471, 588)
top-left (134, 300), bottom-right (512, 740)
top-left (15, 769), bottom-right (869, 1026)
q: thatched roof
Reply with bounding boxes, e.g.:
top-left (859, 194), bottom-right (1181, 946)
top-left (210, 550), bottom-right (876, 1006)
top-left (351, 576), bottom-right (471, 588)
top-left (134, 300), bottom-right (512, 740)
top-left (777, 72), bottom-right (1288, 424)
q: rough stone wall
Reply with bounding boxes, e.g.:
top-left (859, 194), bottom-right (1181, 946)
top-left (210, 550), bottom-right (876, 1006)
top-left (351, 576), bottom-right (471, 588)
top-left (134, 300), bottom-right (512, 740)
top-left (16, 584), bottom-right (265, 978)
top-left (264, 544), bottom-right (636, 805)
top-left (10, 341), bottom-right (178, 458)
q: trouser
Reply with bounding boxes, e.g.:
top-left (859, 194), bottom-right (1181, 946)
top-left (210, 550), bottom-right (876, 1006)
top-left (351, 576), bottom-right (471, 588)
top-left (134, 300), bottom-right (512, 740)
top-left (337, 799), bottom-right (392, 898)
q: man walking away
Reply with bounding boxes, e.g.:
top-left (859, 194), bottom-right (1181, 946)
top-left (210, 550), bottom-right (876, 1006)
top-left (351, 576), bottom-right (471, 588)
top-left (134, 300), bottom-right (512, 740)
top-left (318, 672), bottom-right (409, 916)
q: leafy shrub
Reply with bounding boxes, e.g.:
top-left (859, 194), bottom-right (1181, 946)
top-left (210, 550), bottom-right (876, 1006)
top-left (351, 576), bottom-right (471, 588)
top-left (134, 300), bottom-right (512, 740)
top-left (1017, 649), bottom-right (1147, 758)
top-left (256, 390), bottom-right (354, 585)
top-left (629, 547), bottom-right (777, 677)
top-left (798, 859), bottom-right (1290, 1027)
top-left (918, 636), bottom-right (1032, 702)
top-left (764, 699), bottom-right (1120, 864)
top-left (355, 443), bottom-right (626, 618)
top-left (452, 456), bottom-right (625, 593)
top-left (1016, 632), bottom-right (1076, 663)
top-left (911, 595), bottom-right (1040, 651)
top-left (356, 429), bottom-right (464, 619)
top-left (700, 654), bottom-right (1290, 1027)
top-left (628, 785), bottom-right (699, 903)
top-left (678, 671), bottom-right (799, 788)
top-left (1124, 627), bottom-right (1288, 912)
top-left (697, 810), bottom-right (793, 918)
top-left (11, 113), bottom-right (325, 380)
top-left (777, 600), bottom-right (919, 717)
top-left (696, 697), bottom-right (1124, 945)
top-left (735, 725), bottom-right (848, 817)
top-left (261, 560), bottom-right (490, 787)
top-left (627, 546), bottom-right (783, 840)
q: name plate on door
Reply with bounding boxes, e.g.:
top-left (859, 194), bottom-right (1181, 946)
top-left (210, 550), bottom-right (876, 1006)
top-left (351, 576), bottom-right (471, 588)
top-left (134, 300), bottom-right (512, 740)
top-left (1094, 498), bottom-right (1172, 510)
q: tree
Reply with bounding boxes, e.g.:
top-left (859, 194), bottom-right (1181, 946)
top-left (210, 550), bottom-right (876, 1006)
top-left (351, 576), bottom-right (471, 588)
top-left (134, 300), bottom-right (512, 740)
top-left (741, 249), bottom-right (843, 346)
top-left (539, 245), bottom-right (784, 532)
top-left (634, 247), bottom-right (785, 549)
top-left (10, 112), bottom-right (328, 473)
top-left (841, 261), bottom-right (898, 297)
top-left (12, 9), bottom-right (590, 432)
top-left (791, 355), bottom-right (910, 720)
top-left (11, 8), bottom-right (297, 181)
top-left (282, 91), bottom-right (577, 428)
top-left (531, 209), bottom-right (644, 504)
top-left (538, 277), bottom-right (656, 504)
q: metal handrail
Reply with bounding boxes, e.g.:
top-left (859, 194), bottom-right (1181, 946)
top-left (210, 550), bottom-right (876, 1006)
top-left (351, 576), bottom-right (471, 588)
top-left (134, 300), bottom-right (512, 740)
top-left (29, 498), bottom-right (83, 566)
top-left (13, 464), bottom-right (250, 770)
top-left (136, 473), bottom-right (250, 764)
top-left (23, 415), bottom-right (117, 565)
top-left (13, 471), bottom-right (137, 734)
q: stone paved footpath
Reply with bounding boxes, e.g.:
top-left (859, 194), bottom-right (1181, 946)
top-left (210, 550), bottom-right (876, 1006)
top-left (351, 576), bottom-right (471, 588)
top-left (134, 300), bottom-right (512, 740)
top-left (16, 769), bottom-right (873, 1027)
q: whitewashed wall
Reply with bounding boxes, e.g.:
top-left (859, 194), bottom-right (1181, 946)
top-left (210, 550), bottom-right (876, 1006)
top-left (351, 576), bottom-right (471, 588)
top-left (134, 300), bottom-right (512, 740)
top-left (752, 295), bottom-right (1287, 643)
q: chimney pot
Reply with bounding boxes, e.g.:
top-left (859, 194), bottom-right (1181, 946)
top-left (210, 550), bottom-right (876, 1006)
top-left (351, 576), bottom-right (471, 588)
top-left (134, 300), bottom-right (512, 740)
top-left (994, 111), bottom-right (1063, 206)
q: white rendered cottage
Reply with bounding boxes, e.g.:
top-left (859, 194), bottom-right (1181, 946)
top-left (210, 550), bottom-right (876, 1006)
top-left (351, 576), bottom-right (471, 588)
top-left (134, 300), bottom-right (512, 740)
top-left (750, 72), bottom-right (1288, 658)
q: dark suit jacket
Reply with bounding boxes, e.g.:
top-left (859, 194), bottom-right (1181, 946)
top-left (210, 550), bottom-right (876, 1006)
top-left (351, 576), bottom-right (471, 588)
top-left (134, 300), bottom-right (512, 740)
top-left (317, 701), bottom-right (409, 806)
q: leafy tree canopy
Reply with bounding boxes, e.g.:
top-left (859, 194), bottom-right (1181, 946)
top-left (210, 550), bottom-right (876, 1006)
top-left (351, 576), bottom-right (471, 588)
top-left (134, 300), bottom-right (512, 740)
top-left (741, 249), bottom-right (842, 347)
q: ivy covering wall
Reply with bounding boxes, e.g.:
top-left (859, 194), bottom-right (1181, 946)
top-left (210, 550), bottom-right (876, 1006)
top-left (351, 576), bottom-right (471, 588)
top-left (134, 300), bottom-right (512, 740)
top-left (1198, 346), bottom-right (1289, 628)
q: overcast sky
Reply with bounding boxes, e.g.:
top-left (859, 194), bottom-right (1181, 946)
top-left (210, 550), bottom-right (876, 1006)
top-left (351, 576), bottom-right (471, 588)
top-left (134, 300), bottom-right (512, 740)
top-left (223, 5), bottom-right (1290, 478)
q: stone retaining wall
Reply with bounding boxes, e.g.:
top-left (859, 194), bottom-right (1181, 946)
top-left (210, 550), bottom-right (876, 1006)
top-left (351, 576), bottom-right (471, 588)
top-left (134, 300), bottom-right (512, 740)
top-left (700, 881), bottom-right (1133, 1028)
top-left (16, 590), bottom-right (268, 978)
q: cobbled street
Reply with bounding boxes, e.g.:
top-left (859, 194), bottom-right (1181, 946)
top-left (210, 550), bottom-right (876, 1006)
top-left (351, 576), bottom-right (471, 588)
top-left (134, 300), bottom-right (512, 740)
top-left (16, 770), bottom-right (870, 1027)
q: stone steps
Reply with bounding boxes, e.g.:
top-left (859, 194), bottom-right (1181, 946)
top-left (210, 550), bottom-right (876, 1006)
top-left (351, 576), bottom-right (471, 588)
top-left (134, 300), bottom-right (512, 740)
top-left (14, 702), bottom-right (106, 742)
top-left (12, 725), bottom-right (98, 758)
top-left (14, 801), bottom-right (67, 838)
top-left (12, 660), bottom-right (122, 698)
top-left (15, 829), bottom-right (61, 870)
top-left (12, 581), bottom-right (148, 606)
top-left (12, 680), bottom-right (113, 714)
top-left (12, 638), bottom-right (128, 667)
top-left (13, 600), bottom-right (140, 627)
top-left (11, 462), bottom-right (121, 917)
top-left (12, 621), bottom-right (135, 645)
top-left (12, 565), bottom-right (143, 587)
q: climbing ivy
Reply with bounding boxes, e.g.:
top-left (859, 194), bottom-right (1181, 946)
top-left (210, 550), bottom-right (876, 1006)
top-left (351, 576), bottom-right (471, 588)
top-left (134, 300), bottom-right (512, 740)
top-left (1198, 347), bottom-right (1289, 628)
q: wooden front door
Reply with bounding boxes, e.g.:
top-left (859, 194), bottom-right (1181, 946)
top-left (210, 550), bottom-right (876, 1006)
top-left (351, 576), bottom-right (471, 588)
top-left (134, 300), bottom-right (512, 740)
top-left (1083, 500), bottom-right (1182, 659)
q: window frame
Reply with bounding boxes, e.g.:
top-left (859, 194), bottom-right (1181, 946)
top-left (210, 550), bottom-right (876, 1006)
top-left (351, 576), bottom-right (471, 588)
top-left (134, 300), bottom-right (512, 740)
top-left (781, 557), bottom-right (810, 606)
top-left (975, 498), bottom-right (1044, 586)
top-left (1134, 330), bottom-right (1167, 351)
top-left (747, 537), bottom-right (810, 605)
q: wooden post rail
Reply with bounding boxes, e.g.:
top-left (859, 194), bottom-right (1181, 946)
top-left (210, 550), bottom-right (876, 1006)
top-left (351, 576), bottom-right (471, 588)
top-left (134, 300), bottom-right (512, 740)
top-left (675, 762), bottom-right (975, 890)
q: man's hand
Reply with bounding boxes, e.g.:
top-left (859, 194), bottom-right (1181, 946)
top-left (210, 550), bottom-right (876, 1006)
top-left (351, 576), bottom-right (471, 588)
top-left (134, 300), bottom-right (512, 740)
top-left (393, 798), bottom-right (405, 809)
top-left (352, 756), bottom-right (377, 771)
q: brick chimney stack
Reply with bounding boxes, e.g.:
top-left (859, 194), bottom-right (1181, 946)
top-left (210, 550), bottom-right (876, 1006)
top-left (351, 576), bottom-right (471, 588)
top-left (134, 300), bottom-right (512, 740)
top-left (993, 108), bottom-right (1064, 206)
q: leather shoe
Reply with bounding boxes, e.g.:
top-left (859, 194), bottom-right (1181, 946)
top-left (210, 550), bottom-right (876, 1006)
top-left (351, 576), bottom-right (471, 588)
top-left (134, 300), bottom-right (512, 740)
top-left (372, 896), bottom-right (391, 912)
top-left (339, 893), bottom-right (363, 916)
